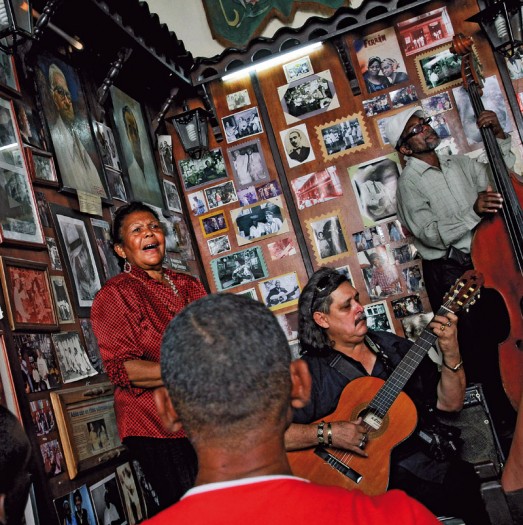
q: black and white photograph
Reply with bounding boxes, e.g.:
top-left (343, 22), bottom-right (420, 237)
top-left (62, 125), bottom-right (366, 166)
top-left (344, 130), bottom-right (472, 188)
top-left (158, 134), bottom-right (174, 176)
top-left (35, 190), bottom-right (52, 228)
top-left (506, 47), bottom-right (523, 80)
top-left (13, 333), bottom-right (61, 391)
top-left (94, 121), bottom-right (122, 172)
top-left (230, 196), bottom-right (289, 246)
top-left (207, 234), bottom-right (231, 256)
top-left (362, 94), bottom-right (391, 117)
top-left (279, 70), bottom-right (339, 124)
top-left (25, 148), bottom-right (59, 186)
top-left (349, 153), bottom-right (400, 226)
top-left (204, 180), bottom-right (238, 210)
top-left (46, 236), bottom-right (63, 271)
top-left (258, 272), bottom-right (301, 311)
top-left (131, 459), bottom-right (160, 519)
top-left (317, 114), bottom-right (367, 160)
top-left (106, 167), bottom-right (128, 202)
top-left (238, 186), bottom-right (258, 206)
top-left (387, 219), bottom-right (406, 242)
top-left (353, 226), bottom-right (385, 252)
top-left (210, 246), bottom-right (268, 291)
top-left (80, 318), bottom-right (105, 374)
top-left (41, 439), bottom-right (65, 478)
top-left (421, 91), bottom-right (452, 116)
top-left (226, 88), bottom-right (251, 111)
top-left (283, 55), bottom-right (313, 82)
top-left (51, 331), bottom-right (98, 384)
top-left (376, 116), bottom-right (390, 146)
top-left (390, 85), bottom-right (419, 108)
top-left (402, 262), bottom-right (425, 293)
top-left (358, 245), bottom-right (402, 299)
top-left (189, 190), bottom-right (208, 216)
top-left (179, 147), bottom-right (227, 190)
top-left (14, 99), bottom-right (46, 150)
top-left (235, 287), bottom-right (258, 300)
top-left (222, 106), bottom-right (263, 144)
top-left (256, 180), bottom-right (282, 201)
top-left (227, 138), bottom-right (269, 187)
top-left (416, 45), bottom-right (462, 92)
top-left (392, 243), bottom-right (418, 264)
top-left (401, 312), bottom-right (434, 341)
top-left (116, 462), bottom-right (146, 524)
top-left (280, 124), bottom-right (315, 167)
top-left (30, 397), bottom-right (56, 436)
top-left (89, 473), bottom-right (127, 525)
top-left (54, 485), bottom-right (96, 524)
top-left (392, 294), bottom-right (424, 318)
top-left (50, 275), bottom-right (75, 325)
top-left (364, 300), bottom-right (395, 333)
top-left (307, 214), bottom-right (350, 263)
top-left (163, 179), bottom-right (183, 213)
top-left (291, 166), bottom-right (342, 210)
top-left (91, 218), bottom-right (121, 281)
top-left (199, 211), bottom-right (228, 238)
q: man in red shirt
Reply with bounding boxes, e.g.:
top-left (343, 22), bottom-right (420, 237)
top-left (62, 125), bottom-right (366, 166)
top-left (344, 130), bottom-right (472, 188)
top-left (145, 294), bottom-right (439, 524)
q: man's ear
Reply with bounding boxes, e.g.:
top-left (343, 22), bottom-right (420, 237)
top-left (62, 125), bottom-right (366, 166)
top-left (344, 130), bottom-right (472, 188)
top-left (398, 143), bottom-right (411, 156)
top-left (289, 359), bottom-right (312, 408)
top-left (313, 310), bottom-right (329, 329)
top-left (153, 387), bottom-right (182, 433)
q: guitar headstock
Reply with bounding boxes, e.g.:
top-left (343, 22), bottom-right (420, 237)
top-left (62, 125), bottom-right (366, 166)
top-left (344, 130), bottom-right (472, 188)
top-left (443, 270), bottom-right (484, 314)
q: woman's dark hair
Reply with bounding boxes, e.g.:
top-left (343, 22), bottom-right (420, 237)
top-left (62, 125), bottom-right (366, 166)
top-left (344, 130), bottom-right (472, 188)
top-left (111, 202), bottom-right (159, 245)
top-left (298, 267), bottom-right (349, 356)
top-left (367, 56), bottom-right (381, 68)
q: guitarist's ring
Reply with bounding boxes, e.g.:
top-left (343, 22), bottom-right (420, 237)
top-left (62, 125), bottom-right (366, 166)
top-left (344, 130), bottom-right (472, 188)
top-left (446, 321), bottom-right (452, 327)
top-left (358, 438), bottom-right (366, 449)
top-left (440, 325), bottom-right (446, 332)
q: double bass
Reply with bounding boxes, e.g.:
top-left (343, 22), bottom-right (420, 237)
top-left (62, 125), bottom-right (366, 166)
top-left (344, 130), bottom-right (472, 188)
top-left (451, 34), bottom-right (523, 409)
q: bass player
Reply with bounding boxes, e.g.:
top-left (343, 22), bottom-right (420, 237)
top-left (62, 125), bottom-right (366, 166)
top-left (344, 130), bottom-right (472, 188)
top-left (285, 267), bottom-right (490, 524)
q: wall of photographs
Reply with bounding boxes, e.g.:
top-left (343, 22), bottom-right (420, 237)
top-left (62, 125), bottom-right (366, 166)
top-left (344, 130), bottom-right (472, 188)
top-left (174, 0), bottom-right (523, 354)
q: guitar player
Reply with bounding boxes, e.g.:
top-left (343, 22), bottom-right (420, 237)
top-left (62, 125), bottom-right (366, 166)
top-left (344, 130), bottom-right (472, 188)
top-left (285, 268), bottom-right (490, 524)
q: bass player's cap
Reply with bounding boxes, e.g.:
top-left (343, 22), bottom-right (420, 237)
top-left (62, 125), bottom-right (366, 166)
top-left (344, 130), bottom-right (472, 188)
top-left (384, 106), bottom-right (424, 150)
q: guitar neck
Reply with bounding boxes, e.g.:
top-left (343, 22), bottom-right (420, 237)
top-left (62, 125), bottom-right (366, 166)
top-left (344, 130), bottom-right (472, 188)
top-left (368, 305), bottom-right (450, 418)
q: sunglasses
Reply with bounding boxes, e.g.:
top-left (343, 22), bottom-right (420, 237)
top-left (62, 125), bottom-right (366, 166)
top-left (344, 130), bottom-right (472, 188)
top-left (399, 117), bottom-right (432, 147)
top-left (310, 272), bottom-right (346, 313)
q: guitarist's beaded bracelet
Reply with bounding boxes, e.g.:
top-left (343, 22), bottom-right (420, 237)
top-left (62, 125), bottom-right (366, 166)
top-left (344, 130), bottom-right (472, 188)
top-left (317, 421), bottom-right (325, 445)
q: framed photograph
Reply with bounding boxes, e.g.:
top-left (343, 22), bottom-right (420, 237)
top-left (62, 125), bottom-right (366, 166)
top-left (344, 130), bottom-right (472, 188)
top-left (430, 114), bottom-right (451, 139)
top-left (227, 138), bottom-right (269, 188)
top-left (199, 211), bottom-right (229, 238)
top-left (222, 106), bottom-right (263, 144)
top-left (375, 116), bottom-right (391, 146)
top-left (117, 462), bottom-right (146, 523)
top-left (158, 134), bottom-right (174, 176)
top-left (392, 294), bottom-right (424, 318)
top-left (280, 123), bottom-right (315, 167)
top-left (421, 92), bottom-right (453, 116)
top-left (353, 226), bottom-right (385, 252)
top-left (179, 147), bottom-right (228, 191)
top-left (89, 473), bottom-right (127, 525)
top-left (348, 153), bottom-right (400, 226)
top-left (229, 196), bottom-right (289, 246)
top-left (415, 44), bottom-right (462, 94)
top-left (283, 55), bottom-right (313, 83)
top-left (0, 97), bottom-right (45, 247)
top-left (50, 275), bottom-right (75, 325)
top-left (316, 113), bottom-right (369, 161)
top-left (258, 272), bottom-right (301, 311)
top-left (52, 331), bottom-right (98, 384)
top-left (188, 190), bottom-right (208, 216)
top-left (364, 300), bottom-right (395, 333)
top-left (390, 85), bottom-right (419, 109)
top-left (93, 121), bottom-right (122, 172)
top-left (507, 49), bottom-right (523, 80)
top-left (109, 85), bottom-right (164, 207)
top-left (25, 147), bottom-right (59, 186)
top-left (50, 203), bottom-right (103, 316)
top-left (291, 166), bottom-right (342, 210)
top-left (30, 397), bottom-right (56, 436)
top-left (210, 246), bottom-right (268, 291)
top-left (163, 179), bottom-right (183, 213)
top-left (358, 245), bottom-right (402, 299)
top-left (90, 217), bottom-right (121, 280)
top-left (79, 318), bottom-right (105, 373)
top-left (50, 381), bottom-right (124, 479)
top-left (226, 89), bottom-right (251, 111)
top-left (46, 235), bottom-right (63, 270)
top-left (14, 100), bottom-right (47, 150)
top-left (267, 237), bottom-right (296, 260)
top-left (402, 262), bottom-right (425, 293)
top-left (362, 94), bottom-right (391, 117)
top-left (106, 166), bottom-right (128, 202)
top-left (0, 48), bottom-right (20, 92)
top-left (204, 179), bottom-right (238, 210)
top-left (397, 7), bottom-right (454, 56)
top-left (0, 257), bottom-right (58, 331)
top-left (40, 438), bottom-right (65, 478)
top-left (306, 212), bottom-right (351, 264)
top-left (35, 190), bottom-right (52, 228)
top-left (238, 186), bottom-right (258, 206)
top-left (207, 234), bottom-right (231, 256)
top-left (54, 485), bottom-right (97, 523)
top-left (402, 312), bottom-right (434, 341)
top-left (278, 70), bottom-right (339, 125)
top-left (34, 52), bottom-right (108, 197)
top-left (256, 180), bottom-right (282, 200)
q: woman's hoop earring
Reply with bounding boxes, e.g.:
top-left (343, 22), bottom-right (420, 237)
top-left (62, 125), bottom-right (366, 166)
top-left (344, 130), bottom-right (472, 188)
top-left (123, 259), bottom-right (131, 273)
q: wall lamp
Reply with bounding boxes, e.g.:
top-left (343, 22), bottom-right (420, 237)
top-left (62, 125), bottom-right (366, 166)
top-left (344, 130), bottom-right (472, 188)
top-left (0, 0), bottom-right (33, 52)
top-left (169, 105), bottom-right (210, 160)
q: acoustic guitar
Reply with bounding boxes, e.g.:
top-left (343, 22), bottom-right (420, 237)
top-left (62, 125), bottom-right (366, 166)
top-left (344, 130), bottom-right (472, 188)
top-left (287, 270), bottom-right (483, 496)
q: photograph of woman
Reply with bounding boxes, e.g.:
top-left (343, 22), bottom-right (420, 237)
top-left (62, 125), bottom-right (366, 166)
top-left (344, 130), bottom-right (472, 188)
top-left (363, 56), bottom-right (390, 93)
top-left (91, 202), bottom-right (207, 517)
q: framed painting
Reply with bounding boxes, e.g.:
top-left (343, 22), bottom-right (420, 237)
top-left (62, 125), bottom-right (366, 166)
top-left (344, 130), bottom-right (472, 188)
top-left (34, 52), bottom-right (108, 198)
top-left (24, 147), bottom-right (59, 187)
top-left (0, 257), bottom-right (58, 331)
top-left (50, 204), bottom-right (103, 317)
top-left (109, 85), bottom-right (164, 208)
top-left (0, 97), bottom-right (45, 247)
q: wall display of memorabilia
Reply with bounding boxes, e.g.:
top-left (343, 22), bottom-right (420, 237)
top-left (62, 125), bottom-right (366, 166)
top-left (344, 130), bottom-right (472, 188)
top-left (222, 106), bottom-right (263, 144)
top-left (390, 85), bottom-right (419, 108)
top-left (79, 318), bottom-right (105, 374)
top-left (90, 218), bottom-right (121, 281)
top-left (0, 257), bottom-right (58, 331)
top-left (391, 294), bottom-right (424, 318)
top-left (364, 300), bottom-right (395, 333)
top-left (110, 85), bottom-right (164, 207)
top-left (226, 88), bottom-right (251, 111)
top-left (355, 26), bottom-right (409, 95)
top-left (267, 237), bottom-right (296, 260)
top-left (51, 331), bottom-right (98, 384)
top-left (204, 179), bottom-right (238, 210)
top-left (229, 196), bottom-right (289, 246)
top-left (397, 6), bottom-right (454, 56)
top-left (348, 153), bottom-right (400, 226)
top-left (279, 69), bottom-right (339, 125)
top-left (358, 244), bottom-right (402, 300)
top-left (401, 312), bottom-right (434, 341)
top-left (280, 123), bottom-right (315, 167)
top-left (211, 246), bottom-right (268, 291)
top-left (256, 179), bottom-right (282, 200)
top-left (179, 147), bottom-right (228, 190)
top-left (227, 138), bottom-right (270, 188)
top-left (0, 47), bottom-right (20, 93)
top-left (158, 134), bottom-right (174, 176)
top-left (35, 53), bottom-right (108, 198)
top-left (353, 226), bottom-right (385, 252)
top-left (283, 55), bottom-right (314, 83)
top-left (54, 485), bottom-right (97, 523)
top-left (415, 44), bottom-right (462, 93)
top-left (316, 113), bottom-right (369, 160)
top-left (291, 166), bottom-right (342, 210)
top-left (117, 462), bottom-right (146, 523)
top-left (362, 93), bottom-right (391, 117)
top-left (46, 236), bottom-right (63, 270)
top-left (93, 121), bottom-right (122, 172)
top-left (50, 275), bottom-right (75, 325)
top-left (306, 212), bottom-right (351, 264)
top-left (258, 272), bottom-right (301, 311)
top-left (163, 179), bottom-right (183, 213)
top-left (14, 100), bottom-right (47, 150)
top-left (89, 473), bottom-right (127, 525)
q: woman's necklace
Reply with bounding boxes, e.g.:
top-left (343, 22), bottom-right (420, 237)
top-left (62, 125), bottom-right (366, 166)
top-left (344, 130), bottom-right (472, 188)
top-left (162, 272), bottom-right (179, 296)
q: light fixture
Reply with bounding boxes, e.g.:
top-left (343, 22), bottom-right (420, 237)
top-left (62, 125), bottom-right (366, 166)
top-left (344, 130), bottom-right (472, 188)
top-left (169, 105), bottom-right (210, 160)
top-left (222, 42), bottom-right (323, 82)
top-left (467, 0), bottom-right (523, 58)
top-left (0, 0), bottom-right (33, 52)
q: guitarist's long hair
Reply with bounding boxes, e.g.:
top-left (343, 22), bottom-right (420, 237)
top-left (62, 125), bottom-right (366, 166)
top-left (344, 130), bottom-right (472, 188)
top-left (298, 267), bottom-right (349, 356)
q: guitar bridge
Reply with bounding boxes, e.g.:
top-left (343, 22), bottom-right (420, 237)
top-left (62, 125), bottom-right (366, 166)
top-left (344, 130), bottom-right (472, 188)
top-left (314, 447), bottom-right (363, 484)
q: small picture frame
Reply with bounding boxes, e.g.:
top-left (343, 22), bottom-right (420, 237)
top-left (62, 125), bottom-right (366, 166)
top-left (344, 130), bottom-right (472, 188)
top-left (0, 257), bottom-right (58, 331)
top-left (362, 94), bottom-right (391, 117)
top-left (51, 331), bottom-right (98, 384)
top-left (46, 236), bottom-right (63, 271)
top-left (89, 473), bottom-right (127, 525)
top-left (280, 124), bottom-right (315, 167)
top-left (204, 180), bottom-right (238, 210)
top-left (117, 462), bottom-right (147, 522)
top-left (54, 486), bottom-right (96, 524)
top-left (50, 382), bottom-right (124, 479)
top-left (188, 190), bottom-right (208, 216)
top-left (258, 272), bottom-right (301, 311)
top-left (415, 44), bottom-right (463, 94)
top-left (163, 179), bottom-right (183, 213)
top-left (402, 262), bottom-right (425, 293)
top-left (93, 121), bottom-right (122, 172)
top-left (226, 89), bottom-right (251, 111)
top-left (25, 147), bottom-right (59, 186)
top-left (283, 55), bottom-right (313, 83)
top-left (267, 237), bottom-right (296, 260)
top-left (105, 167), bottom-right (128, 202)
top-left (158, 134), bottom-right (174, 176)
top-left (420, 91), bottom-right (453, 116)
top-left (238, 186), bottom-right (259, 206)
top-left (50, 275), bottom-right (75, 325)
top-left (256, 180), bottom-right (282, 200)
top-left (389, 85), bottom-right (419, 109)
top-left (222, 106), bottom-right (263, 144)
top-left (227, 138), bottom-right (269, 188)
top-left (306, 211), bottom-right (351, 264)
top-left (353, 226), bottom-right (385, 252)
top-left (207, 234), bottom-right (231, 256)
top-left (358, 245), bottom-right (402, 300)
top-left (14, 100), bottom-right (47, 150)
top-left (0, 48), bottom-right (20, 93)
top-left (364, 300), bottom-right (395, 333)
top-left (199, 211), bottom-right (229, 238)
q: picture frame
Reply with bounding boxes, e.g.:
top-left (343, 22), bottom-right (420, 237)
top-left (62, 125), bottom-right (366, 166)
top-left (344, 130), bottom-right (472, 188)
top-left (267, 237), bottom-right (297, 260)
top-left (163, 179), bottom-right (183, 213)
top-left (280, 123), bottom-right (315, 167)
top-left (179, 147), bottom-right (228, 191)
top-left (258, 272), bottom-right (301, 311)
top-left (390, 85), bottom-right (419, 109)
top-left (50, 203), bottom-right (103, 316)
top-left (415, 44), bottom-right (463, 94)
top-left (358, 244), bottom-right (402, 300)
top-left (50, 381), bottom-right (124, 479)
top-left (391, 294), bottom-right (424, 319)
top-left (158, 134), bottom-right (174, 176)
top-left (420, 91), bottom-right (453, 116)
top-left (24, 147), bottom-right (59, 186)
top-left (226, 89), bottom-right (251, 111)
top-left (93, 120), bottom-right (122, 172)
top-left (364, 300), bottom-right (395, 333)
top-left (362, 93), bottom-right (391, 117)
top-left (283, 55), bottom-right (313, 83)
top-left (256, 179), bottom-right (282, 201)
top-left (204, 179), bottom-right (238, 210)
top-left (227, 138), bottom-right (270, 188)
top-left (0, 48), bottom-right (20, 93)
top-left (117, 462), bottom-right (147, 522)
top-left (207, 234), bottom-right (231, 256)
top-left (188, 190), bottom-right (208, 216)
top-left (51, 331), bottom-right (98, 384)
top-left (89, 473), bottom-right (127, 525)
top-left (0, 97), bottom-right (45, 247)
top-left (47, 235), bottom-right (63, 270)
top-left (14, 99), bottom-right (47, 150)
top-left (402, 262), bottom-right (425, 293)
top-left (54, 485), bottom-right (97, 524)
top-left (291, 166), bottom-right (343, 210)
top-left (222, 106), bottom-right (263, 144)
top-left (0, 257), bottom-right (58, 331)
top-left (90, 217), bottom-right (121, 280)
top-left (105, 166), bottom-right (128, 202)
top-left (50, 275), bottom-right (75, 325)
top-left (306, 211), bottom-right (351, 264)
top-left (199, 210), bottom-right (229, 239)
